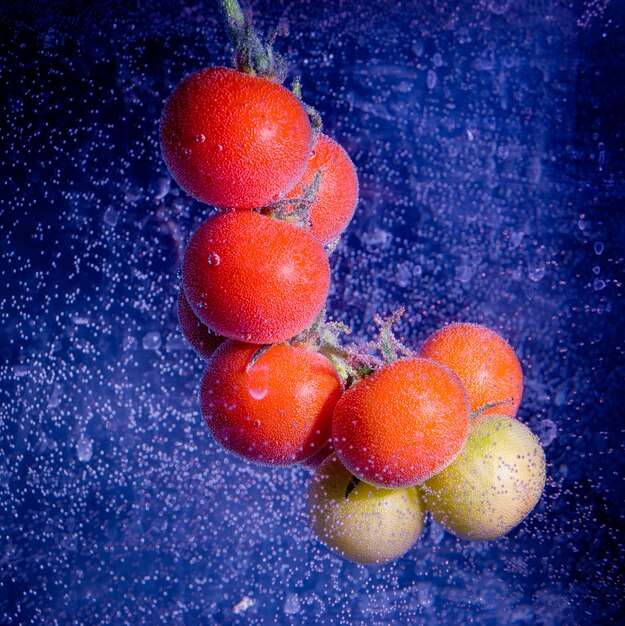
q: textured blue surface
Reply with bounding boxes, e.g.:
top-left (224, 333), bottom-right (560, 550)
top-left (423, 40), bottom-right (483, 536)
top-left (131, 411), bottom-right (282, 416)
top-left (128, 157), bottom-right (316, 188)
top-left (1, 1), bottom-right (624, 623)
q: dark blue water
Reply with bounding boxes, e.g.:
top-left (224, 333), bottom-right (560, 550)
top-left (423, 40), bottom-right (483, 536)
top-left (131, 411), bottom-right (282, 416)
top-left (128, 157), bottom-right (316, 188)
top-left (1, 1), bottom-right (624, 623)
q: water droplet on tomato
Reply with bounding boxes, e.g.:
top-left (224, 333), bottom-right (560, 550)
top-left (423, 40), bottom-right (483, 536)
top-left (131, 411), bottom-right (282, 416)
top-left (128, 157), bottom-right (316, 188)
top-left (214, 144), bottom-right (223, 153)
top-left (248, 362), bottom-right (269, 400)
top-left (207, 253), bottom-right (220, 265)
top-left (252, 419), bottom-right (261, 427)
top-left (196, 133), bottom-right (205, 143)
top-left (182, 147), bottom-right (191, 156)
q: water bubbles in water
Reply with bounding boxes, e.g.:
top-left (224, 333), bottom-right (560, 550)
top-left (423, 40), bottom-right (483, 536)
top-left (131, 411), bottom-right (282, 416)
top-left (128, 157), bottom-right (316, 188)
top-left (536, 419), bottom-right (558, 447)
top-left (103, 206), bottom-right (118, 227)
top-left (76, 435), bottom-right (93, 462)
top-left (2, 1), bottom-right (623, 623)
top-left (284, 592), bottom-right (301, 615)
top-left (142, 331), bottom-right (162, 350)
top-left (427, 69), bottom-right (437, 90)
top-left (527, 260), bottom-right (546, 282)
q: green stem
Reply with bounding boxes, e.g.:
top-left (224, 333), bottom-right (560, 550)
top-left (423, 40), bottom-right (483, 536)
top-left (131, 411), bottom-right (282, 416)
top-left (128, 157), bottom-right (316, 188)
top-left (470, 400), bottom-right (511, 420)
top-left (218, 0), bottom-right (285, 81)
top-left (220, 0), bottom-right (245, 31)
top-left (345, 475), bottom-right (361, 499)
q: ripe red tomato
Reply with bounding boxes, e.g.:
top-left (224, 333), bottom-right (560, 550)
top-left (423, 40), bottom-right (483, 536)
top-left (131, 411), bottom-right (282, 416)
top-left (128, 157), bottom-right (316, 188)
top-left (419, 323), bottom-right (523, 419)
top-left (332, 358), bottom-right (471, 488)
top-left (284, 134), bottom-right (359, 244)
top-left (201, 341), bottom-right (343, 465)
top-left (177, 290), bottom-right (225, 360)
top-left (182, 210), bottom-right (330, 344)
top-left (160, 67), bottom-right (313, 209)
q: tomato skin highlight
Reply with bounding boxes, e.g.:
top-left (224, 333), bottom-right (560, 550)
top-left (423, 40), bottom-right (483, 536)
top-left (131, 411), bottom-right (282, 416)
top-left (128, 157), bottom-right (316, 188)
top-left (182, 211), bottom-right (331, 344)
top-left (332, 358), bottom-right (471, 488)
top-left (419, 323), bottom-right (523, 419)
top-left (285, 134), bottom-right (359, 244)
top-left (160, 67), bottom-right (313, 209)
top-left (177, 290), bottom-right (225, 360)
top-left (200, 341), bottom-right (343, 465)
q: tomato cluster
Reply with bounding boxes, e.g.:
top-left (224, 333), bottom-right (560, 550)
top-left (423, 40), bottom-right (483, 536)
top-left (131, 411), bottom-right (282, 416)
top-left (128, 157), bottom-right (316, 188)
top-left (162, 64), bottom-right (358, 466)
top-left (161, 6), bottom-right (546, 565)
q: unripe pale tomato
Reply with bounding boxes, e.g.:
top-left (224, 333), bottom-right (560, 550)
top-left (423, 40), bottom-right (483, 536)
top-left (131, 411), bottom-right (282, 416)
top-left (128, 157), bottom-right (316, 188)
top-left (332, 358), bottom-right (471, 488)
top-left (177, 290), bottom-right (225, 360)
top-left (285, 134), bottom-right (358, 244)
top-left (160, 67), bottom-right (313, 209)
top-left (200, 341), bottom-right (343, 465)
top-left (307, 454), bottom-right (426, 564)
top-left (182, 211), bottom-right (330, 344)
top-left (419, 323), bottom-right (523, 419)
top-left (420, 414), bottom-right (546, 540)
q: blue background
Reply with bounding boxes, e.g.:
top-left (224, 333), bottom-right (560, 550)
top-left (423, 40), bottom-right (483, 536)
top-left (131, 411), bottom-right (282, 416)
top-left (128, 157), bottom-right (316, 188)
top-left (1, 0), bottom-right (624, 623)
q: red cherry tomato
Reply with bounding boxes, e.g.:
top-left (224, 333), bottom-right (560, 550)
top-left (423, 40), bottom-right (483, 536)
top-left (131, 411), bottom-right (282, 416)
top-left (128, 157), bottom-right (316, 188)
top-left (201, 341), bottom-right (343, 465)
top-left (285, 134), bottom-right (359, 244)
top-left (182, 211), bottom-right (330, 344)
top-left (160, 67), bottom-right (313, 209)
top-left (332, 358), bottom-right (471, 488)
top-left (419, 323), bottom-right (523, 419)
top-left (177, 290), bottom-right (225, 360)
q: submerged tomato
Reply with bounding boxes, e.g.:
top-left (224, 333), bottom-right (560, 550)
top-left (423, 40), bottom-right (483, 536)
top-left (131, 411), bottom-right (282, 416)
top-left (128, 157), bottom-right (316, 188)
top-left (332, 358), bottom-right (471, 488)
top-left (182, 211), bottom-right (330, 344)
top-left (160, 67), bottom-right (313, 209)
top-left (177, 290), bottom-right (225, 360)
top-left (419, 323), bottom-right (523, 419)
top-left (201, 341), bottom-right (343, 465)
top-left (285, 134), bottom-right (359, 244)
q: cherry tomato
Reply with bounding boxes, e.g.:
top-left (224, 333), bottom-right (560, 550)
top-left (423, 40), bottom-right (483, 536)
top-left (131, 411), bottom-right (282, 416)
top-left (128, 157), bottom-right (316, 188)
top-left (160, 67), bottom-right (313, 209)
top-left (182, 211), bottom-right (330, 344)
top-left (332, 357), bottom-right (471, 488)
top-left (201, 341), bottom-right (343, 465)
top-left (177, 290), bottom-right (225, 360)
top-left (421, 415), bottom-right (546, 540)
top-left (307, 454), bottom-right (426, 564)
top-left (419, 323), bottom-right (523, 419)
top-left (285, 134), bottom-right (358, 244)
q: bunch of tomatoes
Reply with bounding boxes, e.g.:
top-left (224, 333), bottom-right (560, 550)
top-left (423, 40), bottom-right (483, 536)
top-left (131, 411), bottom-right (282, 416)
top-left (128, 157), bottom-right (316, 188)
top-left (160, 2), bottom-right (546, 565)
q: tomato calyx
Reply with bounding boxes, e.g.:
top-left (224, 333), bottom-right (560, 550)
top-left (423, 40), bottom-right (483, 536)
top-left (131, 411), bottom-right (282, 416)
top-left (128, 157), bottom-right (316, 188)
top-left (219, 0), bottom-right (287, 82)
top-left (292, 76), bottom-right (323, 140)
top-left (373, 307), bottom-right (413, 364)
top-left (219, 0), bottom-right (323, 137)
top-left (263, 168), bottom-right (323, 228)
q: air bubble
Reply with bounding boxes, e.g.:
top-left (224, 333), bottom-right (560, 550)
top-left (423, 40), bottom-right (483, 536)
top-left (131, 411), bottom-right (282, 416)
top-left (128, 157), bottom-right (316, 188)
top-left (536, 419), bottom-right (558, 446)
top-left (214, 144), bottom-right (223, 152)
top-left (427, 69), bottom-right (437, 90)
top-left (196, 133), bottom-right (205, 143)
top-left (142, 331), bottom-right (162, 350)
top-left (594, 241), bottom-right (604, 255)
top-left (76, 435), bottom-right (93, 462)
top-left (208, 253), bottom-right (220, 265)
